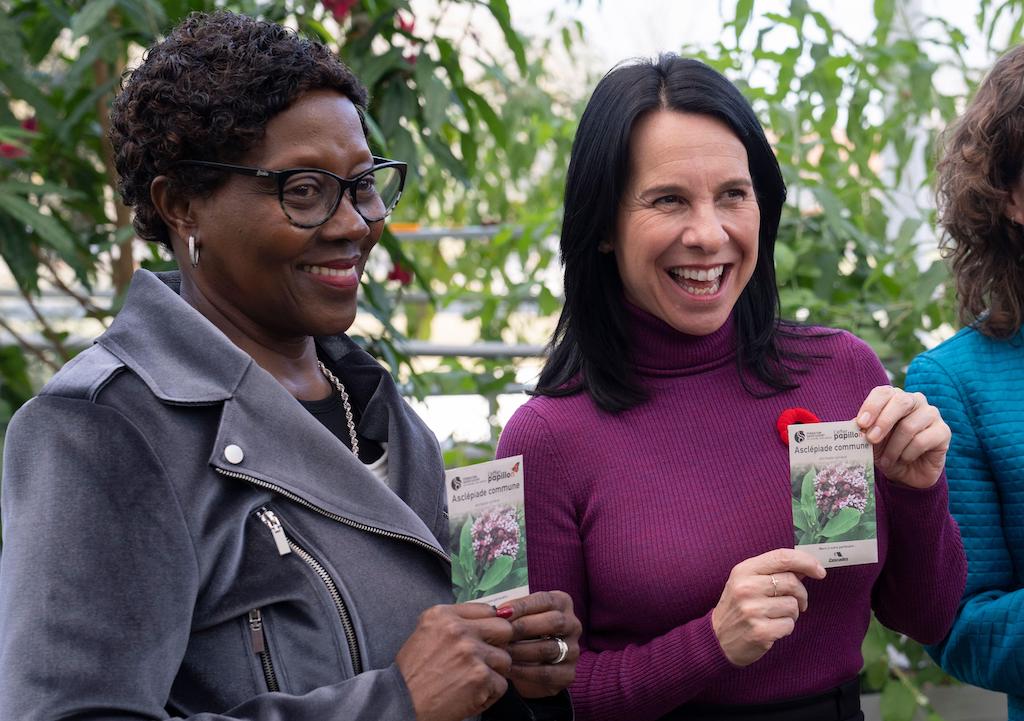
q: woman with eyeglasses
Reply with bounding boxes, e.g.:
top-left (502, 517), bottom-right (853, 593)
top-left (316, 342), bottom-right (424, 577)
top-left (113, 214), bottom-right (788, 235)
top-left (0, 12), bottom-right (578, 721)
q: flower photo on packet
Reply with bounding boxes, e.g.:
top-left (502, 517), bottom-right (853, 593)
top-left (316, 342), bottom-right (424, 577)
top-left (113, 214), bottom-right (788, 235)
top-left (444, 456), bottom-right (530, 604)
top-left (788, 420), bottom-right (878, 567)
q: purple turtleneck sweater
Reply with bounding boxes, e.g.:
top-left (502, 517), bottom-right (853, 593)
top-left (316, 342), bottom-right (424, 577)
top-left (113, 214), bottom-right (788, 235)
top-left (496, 308), bottom-right (966, 721)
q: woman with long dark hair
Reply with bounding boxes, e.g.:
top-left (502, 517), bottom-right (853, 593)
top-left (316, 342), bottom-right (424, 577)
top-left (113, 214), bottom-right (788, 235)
top-left (906, 43), bottom-right (1024, 721)
top-left (497, 55), bottom-right (966, 721)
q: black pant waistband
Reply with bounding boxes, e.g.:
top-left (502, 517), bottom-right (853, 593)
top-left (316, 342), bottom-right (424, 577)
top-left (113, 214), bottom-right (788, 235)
top-left (660, 678), bottom-right (862, 721)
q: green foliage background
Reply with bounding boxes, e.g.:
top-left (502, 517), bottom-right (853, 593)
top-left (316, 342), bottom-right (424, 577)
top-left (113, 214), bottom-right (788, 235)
top-left (2, 0), bottom-right (1023, 718)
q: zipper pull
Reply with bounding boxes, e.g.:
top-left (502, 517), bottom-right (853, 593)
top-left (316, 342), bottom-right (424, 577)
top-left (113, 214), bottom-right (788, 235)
top-left (248, 609), bottom-right (267, 655)
top-left (257, 508), bottom-right (292, 556)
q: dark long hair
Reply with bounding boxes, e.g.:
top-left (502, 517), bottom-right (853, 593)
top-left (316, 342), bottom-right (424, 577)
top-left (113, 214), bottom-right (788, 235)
top-left (536, 54), bottom-right (805, 412)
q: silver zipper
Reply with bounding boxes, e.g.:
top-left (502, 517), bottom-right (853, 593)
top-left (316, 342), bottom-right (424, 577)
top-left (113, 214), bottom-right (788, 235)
top-left (247, 608), bottom-right (280, 692)
top-left (216, 467), bottom-right (449, 564)
top-left (256, 506), bottom-right (363, 675)
top-left (258, 508), bottom-right (292, 556)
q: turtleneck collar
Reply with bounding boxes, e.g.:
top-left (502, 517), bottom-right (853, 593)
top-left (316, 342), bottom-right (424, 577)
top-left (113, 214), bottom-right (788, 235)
top-left (626, 300), bottom-right (738, 376)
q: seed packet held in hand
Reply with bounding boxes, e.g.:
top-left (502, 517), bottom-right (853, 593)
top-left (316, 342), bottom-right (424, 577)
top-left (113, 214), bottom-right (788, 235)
top-left (789, 420), bottom-right (878, 567)
top-left (444, 456), bottom-right (529, 604)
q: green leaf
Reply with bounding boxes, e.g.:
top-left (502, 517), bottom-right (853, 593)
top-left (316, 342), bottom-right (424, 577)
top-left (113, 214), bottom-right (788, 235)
top-left (415, 60), bottom-right (451, 133)
top-left (0, 13), bottom-right (25, 67)
top-left (775, 240), bottom-right (796, 281)
top-left (880, 679), bottom-right (918, 721)
top-left (423, 134), bottom-right (468, 185)
top-left (458, 515), bottom-right (474, 563)
top-left (792, 498), bottom-right (809, 531)
top-left (0, 214), bottom-right (39, 291)
top-left (116, 0), bottom-right (167, 37)
top-left (510, 566), bottom-right (528, 587)
top-left (477, 554), bottom-right (514, 591)
top-left (800, 467), bottom-right (816, 511)
top-left (0, 193), bottom-right (77, 259)
top-left (820, 507), bottom-right (862, 538)
top-left (0, 181), bottom-right (85, 201)
top-left (70, 0), bottom-right (117, 39)
top-left (484, 0), bottom-right (527, 76)
top-left (452, 557), bottom-right (467, 588)
top-left (356, 47), bottom-right (403, 92)
top-left (734, 0), bottom-right (754, 43)
top-left (0, 67), bottom-right (58, 128)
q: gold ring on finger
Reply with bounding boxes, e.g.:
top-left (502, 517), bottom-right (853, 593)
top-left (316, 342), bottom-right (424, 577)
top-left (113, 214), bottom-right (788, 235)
top-left (769, 574), bottom-right (779, 597)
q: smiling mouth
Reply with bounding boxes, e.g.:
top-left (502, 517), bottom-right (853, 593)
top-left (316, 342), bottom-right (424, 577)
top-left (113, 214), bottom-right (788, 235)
top-left (299, 263), bottom-right (358, 279)
top-left (298, 262), bottom-right (361, 289)
top-left (667, 264), bottom-right (726, 296)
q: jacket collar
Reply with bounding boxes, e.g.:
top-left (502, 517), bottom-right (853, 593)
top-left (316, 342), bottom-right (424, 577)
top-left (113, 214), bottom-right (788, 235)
top-left (97, 269), bottom-right (447, 556)
top-left (99, 269), bottom-right (249, 403)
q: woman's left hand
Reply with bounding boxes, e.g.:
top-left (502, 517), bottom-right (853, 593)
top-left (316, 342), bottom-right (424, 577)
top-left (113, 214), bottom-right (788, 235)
top-left (496, 591), bottom-right (581, 699)
top-left (856, 386), bottom-right (951, 489)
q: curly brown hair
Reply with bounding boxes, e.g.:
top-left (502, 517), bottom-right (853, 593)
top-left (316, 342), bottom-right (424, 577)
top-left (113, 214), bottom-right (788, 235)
top-left (936, 44), bottom-right (1024, 338)
top-left (110, 11), bottom-right (368, 249)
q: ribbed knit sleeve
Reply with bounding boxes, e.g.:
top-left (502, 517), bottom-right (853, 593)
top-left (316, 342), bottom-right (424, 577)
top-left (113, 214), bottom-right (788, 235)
top-left (497, 405), bottom-right (733, 721)
top-left (906, 349), bottom-right (1024, 696)
top-left (846, 339), bottom-right (966, 644)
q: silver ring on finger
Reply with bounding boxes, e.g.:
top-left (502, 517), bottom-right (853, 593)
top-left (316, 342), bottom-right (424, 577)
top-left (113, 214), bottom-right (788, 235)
top-left (769, 574), bottom-right (779, 597)
top-left (551, 636), bottom-right (569, 664)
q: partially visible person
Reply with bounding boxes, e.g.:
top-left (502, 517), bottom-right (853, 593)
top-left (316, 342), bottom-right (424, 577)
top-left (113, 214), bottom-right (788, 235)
top-left (905, 43), bottom-right (1024, 721)
top-left (497, 54), bottom-right (966, 721)
top-left (0, 12), bottom-right (579, 721)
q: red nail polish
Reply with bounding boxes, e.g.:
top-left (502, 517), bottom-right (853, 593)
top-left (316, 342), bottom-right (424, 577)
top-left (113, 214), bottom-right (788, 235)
top-left (495, 606), bottom-right (514, 619)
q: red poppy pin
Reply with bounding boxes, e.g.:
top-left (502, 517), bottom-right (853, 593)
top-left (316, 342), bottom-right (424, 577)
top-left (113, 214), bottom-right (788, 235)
top-left (776, 407), bottom-right (821, 446)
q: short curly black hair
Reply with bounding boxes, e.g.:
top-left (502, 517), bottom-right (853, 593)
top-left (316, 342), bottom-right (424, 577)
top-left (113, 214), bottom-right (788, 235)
top-left (111, 11), bottom-right (369, 249)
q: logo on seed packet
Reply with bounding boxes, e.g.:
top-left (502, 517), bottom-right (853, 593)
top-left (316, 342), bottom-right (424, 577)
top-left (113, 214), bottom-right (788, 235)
top-left (789, 420), bottom-right (878, 567)
top-left (444, 456), bottom-right (529, 605)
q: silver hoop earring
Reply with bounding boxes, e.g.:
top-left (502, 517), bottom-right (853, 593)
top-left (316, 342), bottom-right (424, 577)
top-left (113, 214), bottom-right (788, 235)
top-left (188, 235), bottom-right (200, 268)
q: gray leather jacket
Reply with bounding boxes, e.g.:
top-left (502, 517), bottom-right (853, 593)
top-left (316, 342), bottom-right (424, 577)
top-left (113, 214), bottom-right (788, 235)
top-left (0, 270), bottom-right (565, 721)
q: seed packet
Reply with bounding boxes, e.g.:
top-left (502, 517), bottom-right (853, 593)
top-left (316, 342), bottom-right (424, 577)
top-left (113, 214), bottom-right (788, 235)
top-left (444, 455), bottom-right (529, 605)
top-left (789, 420), bottom-right (878, 567)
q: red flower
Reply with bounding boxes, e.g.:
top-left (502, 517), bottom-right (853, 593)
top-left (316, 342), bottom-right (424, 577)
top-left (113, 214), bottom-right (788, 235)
top-left (0, 144), bottom-right (25, 159)
top-left (322, 0), bottom-right (357, 23)
top-left (776, 407), bottom-right (821, 446)
top-left (1, 117), bottom-right (35, 159)
top-left (387, 261), bottom-right (413, 285)
top-left (395, 11), bottom-right (415, 34)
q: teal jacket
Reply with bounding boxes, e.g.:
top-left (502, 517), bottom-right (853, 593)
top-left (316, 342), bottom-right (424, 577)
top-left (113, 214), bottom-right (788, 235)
top-left (906, 326), bottom-right (1024, 720)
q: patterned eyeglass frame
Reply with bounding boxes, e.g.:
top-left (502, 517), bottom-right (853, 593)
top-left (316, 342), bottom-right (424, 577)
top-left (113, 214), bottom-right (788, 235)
top-left (172, 157), bottom-right (407, 228)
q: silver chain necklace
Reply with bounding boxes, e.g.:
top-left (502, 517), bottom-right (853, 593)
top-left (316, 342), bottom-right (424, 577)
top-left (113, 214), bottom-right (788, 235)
top-left (317, 361), bottom-right (360, 461)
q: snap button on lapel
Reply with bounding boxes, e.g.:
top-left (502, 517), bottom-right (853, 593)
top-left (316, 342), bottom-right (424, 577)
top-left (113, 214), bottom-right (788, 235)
top-left (223, 444), bottom-right (244, 464)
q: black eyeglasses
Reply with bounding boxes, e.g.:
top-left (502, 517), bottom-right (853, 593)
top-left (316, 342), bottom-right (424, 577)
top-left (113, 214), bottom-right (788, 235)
top-left (174, 157), bottom-right (407, 228)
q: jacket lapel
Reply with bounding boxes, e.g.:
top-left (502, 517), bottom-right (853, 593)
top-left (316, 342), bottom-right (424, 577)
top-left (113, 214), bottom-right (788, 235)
top-left (209, 360), bottom-right (446, 555)
top-left (100, 269), bottom-right (447, 557)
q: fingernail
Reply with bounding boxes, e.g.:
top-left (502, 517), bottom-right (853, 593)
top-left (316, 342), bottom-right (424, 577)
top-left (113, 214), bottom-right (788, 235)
top-left (858, 412), bottom-right (871, 426)
top-left (495, 606), bottom-right (514, 619)
top-left (868, 426), bottom-right (882, 442)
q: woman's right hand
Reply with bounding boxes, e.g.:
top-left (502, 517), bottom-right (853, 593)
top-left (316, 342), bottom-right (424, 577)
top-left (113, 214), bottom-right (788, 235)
top-left (711, 549), bottom-right (826, 667)
top-left (396, 603), bottom-right (515, 721)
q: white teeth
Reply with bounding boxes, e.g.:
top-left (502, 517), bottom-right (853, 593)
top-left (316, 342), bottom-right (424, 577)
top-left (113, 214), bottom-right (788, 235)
top-left (300, 264), bottom-right (357, 279)
top-left (670, 265), bottom-right (724, 281)
top-left (682, 280), bottom-right (721, 296)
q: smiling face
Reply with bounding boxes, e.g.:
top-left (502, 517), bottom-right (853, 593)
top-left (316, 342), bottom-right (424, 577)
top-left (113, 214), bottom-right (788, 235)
top-left (612, 110), bottom-right (760, 336)
top-left (183, 90), bottom-right (379, 345)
